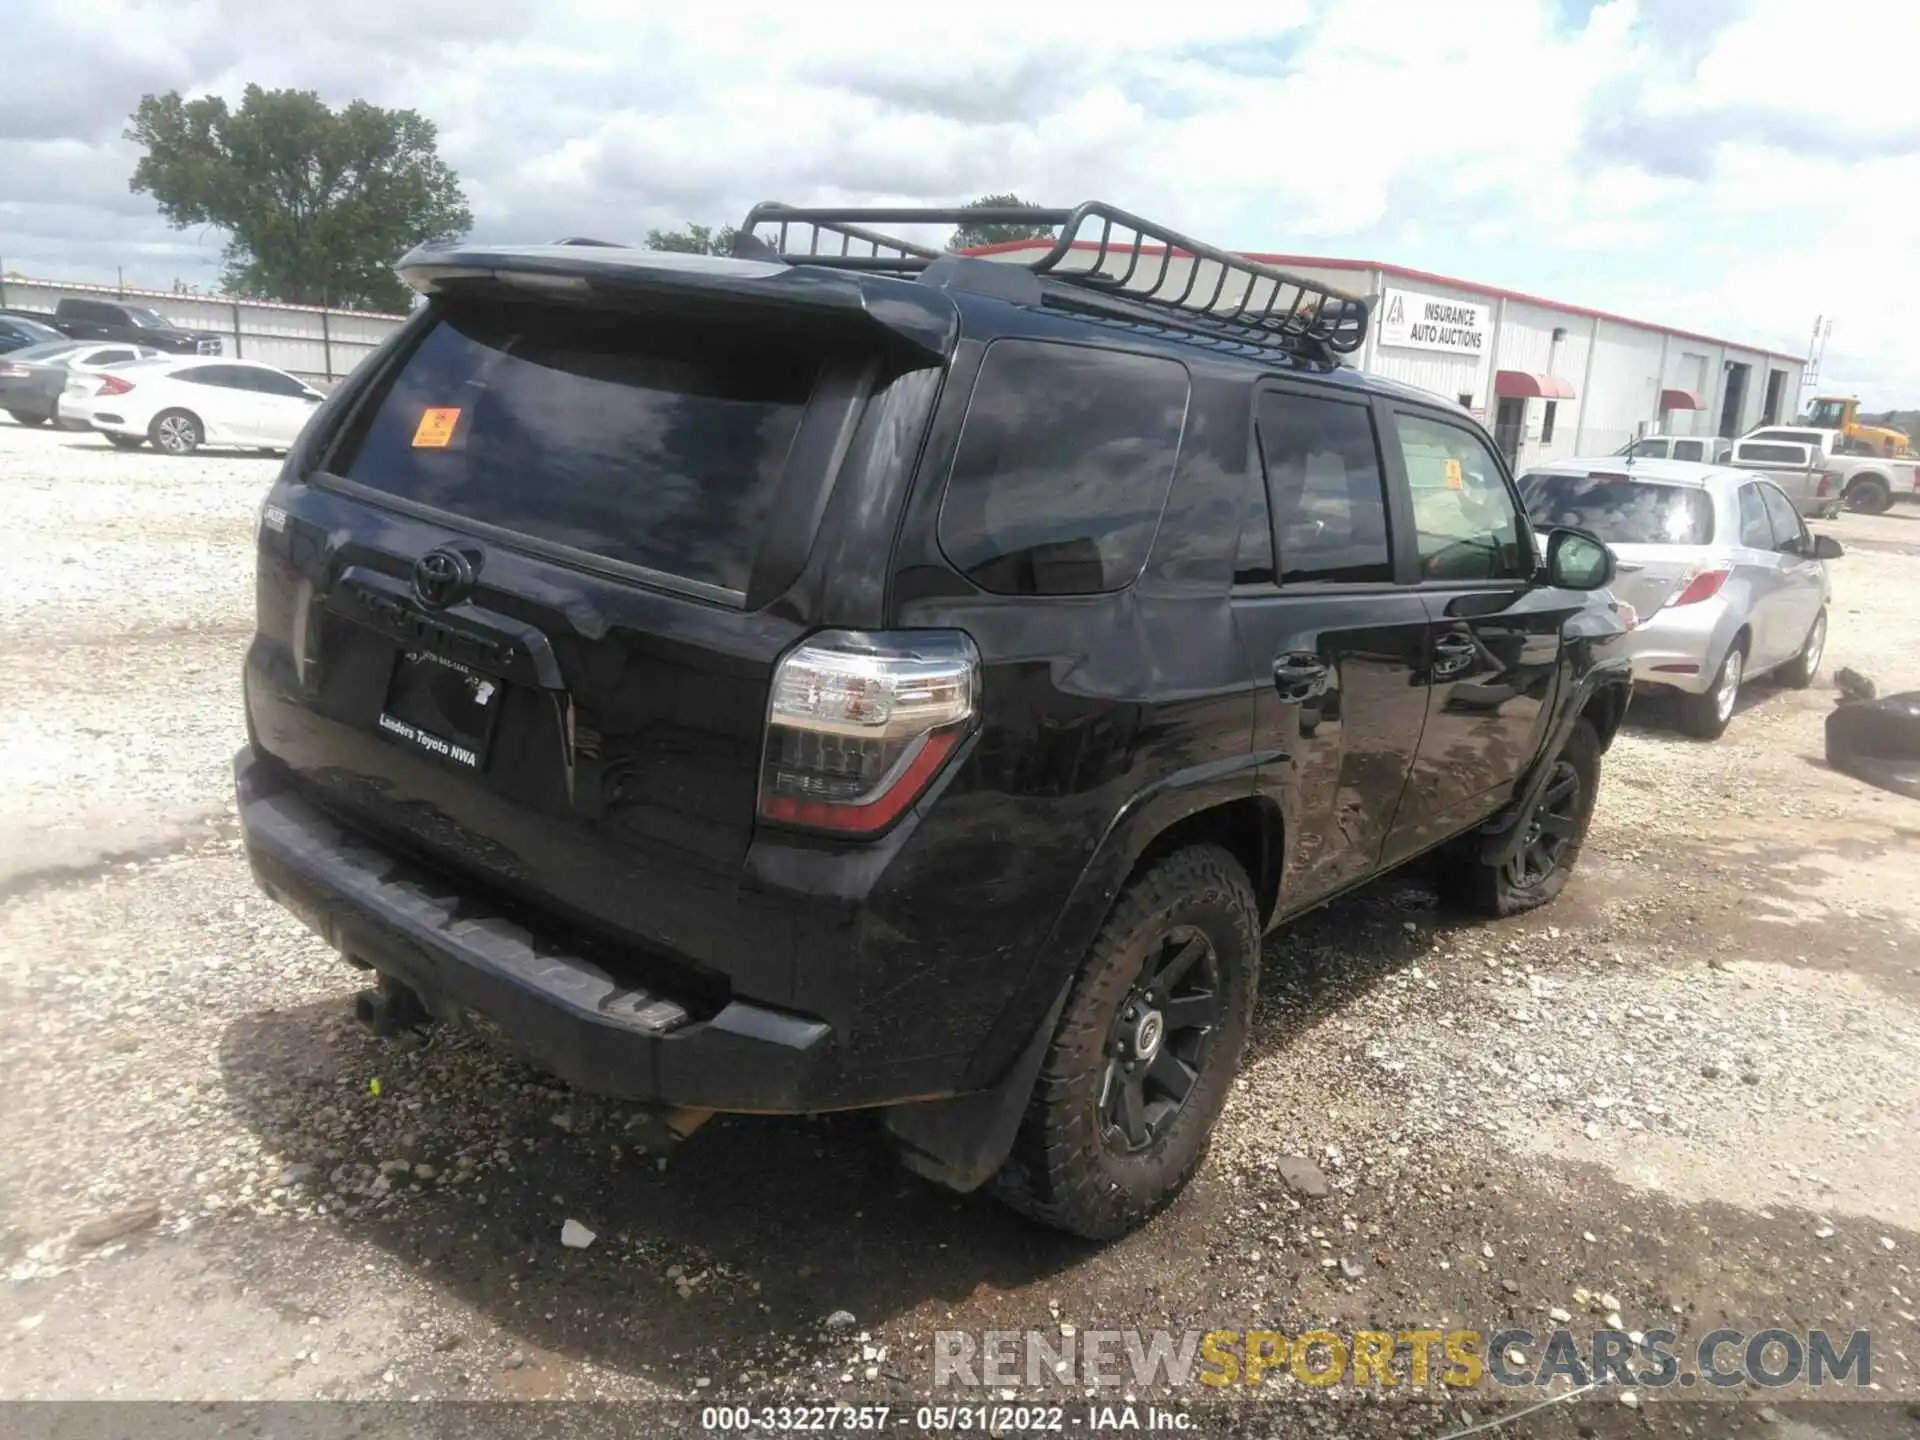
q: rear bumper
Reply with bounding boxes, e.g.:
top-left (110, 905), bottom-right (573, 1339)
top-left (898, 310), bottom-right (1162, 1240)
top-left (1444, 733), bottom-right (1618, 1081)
top-left (237, 746), bottom-right (859, 1112)
top-left (1601, 598), bottom-right (1732, 695)
top-left (0, 388), bottom-right (57, 421)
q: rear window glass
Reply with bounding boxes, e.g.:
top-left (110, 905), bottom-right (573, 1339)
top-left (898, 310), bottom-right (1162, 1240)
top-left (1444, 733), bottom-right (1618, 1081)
top-left (1519, 473), bottom-right (1714, 545)
top-left (1736, 443), bottom-right (1809, 465)
top-left (938, 340), bottom-right (1189, 596)
top-left (332, 300), bottom-right (819, 597)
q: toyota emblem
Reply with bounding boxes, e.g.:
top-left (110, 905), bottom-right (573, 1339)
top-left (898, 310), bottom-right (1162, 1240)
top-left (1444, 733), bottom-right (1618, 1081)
top-left (411, 548), bottom-right (476, 609)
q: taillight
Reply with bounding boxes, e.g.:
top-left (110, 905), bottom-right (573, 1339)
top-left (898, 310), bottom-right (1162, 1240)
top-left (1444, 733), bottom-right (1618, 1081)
top-left (1815, 472), bottom-right (1834, 496)
top-left (758, 630), bottom-right (978, 835)
top-left (0, 364), bottom-right (28, 379)
top-left (1669, 566), bottom-right (1731, 606)
top-left (95, 375), bottom-right (134, 396)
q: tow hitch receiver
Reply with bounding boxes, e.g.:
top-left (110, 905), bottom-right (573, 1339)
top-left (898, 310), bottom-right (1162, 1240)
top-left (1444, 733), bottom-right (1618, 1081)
top-left (353, 973), bottom-right (431, 1037)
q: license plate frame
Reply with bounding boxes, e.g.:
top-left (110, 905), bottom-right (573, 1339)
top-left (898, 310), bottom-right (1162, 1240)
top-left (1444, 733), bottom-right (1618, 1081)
top-left (373, 647), bottom-right (505, 772)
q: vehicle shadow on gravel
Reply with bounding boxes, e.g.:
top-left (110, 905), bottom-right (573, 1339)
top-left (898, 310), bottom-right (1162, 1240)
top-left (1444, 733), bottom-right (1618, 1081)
top-left (215, 985), bottom-right (1920, 1409)
top-left (216, 997), bottom-right (1105, 1387)
top-left (1617, 688), bottom-right (1782, 741)
top-left (210, 861), bottom-right (1509, 1388)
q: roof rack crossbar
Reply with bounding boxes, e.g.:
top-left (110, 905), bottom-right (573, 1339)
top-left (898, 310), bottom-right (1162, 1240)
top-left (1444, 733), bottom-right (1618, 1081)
top-left (1096, 212), bottom-right (1150, 295)
top-left (739, 199), bottom-right (1369, 356)
top-left (743, 203), bottom-right (982, 264)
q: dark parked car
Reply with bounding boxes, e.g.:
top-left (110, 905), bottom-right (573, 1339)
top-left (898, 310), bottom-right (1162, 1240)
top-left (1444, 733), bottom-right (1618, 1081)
top-left (0, 341), bottom-right (161, 427)
top-left (48, 297), bottom-right (222, 355)
top-left (237, 202), bottom-right (1632, 1238)
top-left (0, 340), bottom-right (88, 425)
top-left (0, 312), bottom-right (65, 353)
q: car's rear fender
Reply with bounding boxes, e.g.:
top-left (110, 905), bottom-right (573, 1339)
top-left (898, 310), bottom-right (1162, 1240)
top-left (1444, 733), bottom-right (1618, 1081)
top-left (949, 755), bottom-right (1272, 1095)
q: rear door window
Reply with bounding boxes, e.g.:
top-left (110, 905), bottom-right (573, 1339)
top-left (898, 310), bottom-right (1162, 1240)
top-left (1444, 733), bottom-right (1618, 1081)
top-left (253, 369), bottom-right (310, 397)
top-left (1257, 390), bottom-right (1392, 584)
top-left (1518, 473), bottom-right (1713, 545)
top-left (332, 300), bottom-right (821, 599)
top-left (938, 340), bottom-right (1189, 596)
top-left (1672, 439), bottom-right (1706, 462)
top-left (179, 365), bottom-right (251, 389)
top-left (1232, 467), bottom-right (1276, 587)
top-left (1737, 484), bottom-right (1773, 548)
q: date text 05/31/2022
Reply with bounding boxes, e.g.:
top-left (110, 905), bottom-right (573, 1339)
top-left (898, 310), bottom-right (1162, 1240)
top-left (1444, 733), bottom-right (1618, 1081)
top-left (699, 1405), bottom-right (1191, 1432)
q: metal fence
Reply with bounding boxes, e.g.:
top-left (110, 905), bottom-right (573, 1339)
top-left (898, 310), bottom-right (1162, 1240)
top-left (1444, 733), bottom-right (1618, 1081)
top-left (0, 274), bottom-right (408, 386)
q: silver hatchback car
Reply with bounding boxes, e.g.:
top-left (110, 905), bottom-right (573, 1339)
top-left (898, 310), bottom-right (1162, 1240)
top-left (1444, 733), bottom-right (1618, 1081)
top-left (1518, 457), bottom-right (1843, 739)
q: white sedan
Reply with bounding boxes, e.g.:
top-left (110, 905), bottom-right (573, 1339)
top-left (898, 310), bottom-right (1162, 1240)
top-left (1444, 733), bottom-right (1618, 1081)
top-left (65, 357), bottom-right (327, 455)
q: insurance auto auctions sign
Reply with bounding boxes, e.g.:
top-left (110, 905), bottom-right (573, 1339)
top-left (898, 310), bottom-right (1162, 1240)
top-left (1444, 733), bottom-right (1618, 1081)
top-left (1378, 288), bottom-right (1488, 356)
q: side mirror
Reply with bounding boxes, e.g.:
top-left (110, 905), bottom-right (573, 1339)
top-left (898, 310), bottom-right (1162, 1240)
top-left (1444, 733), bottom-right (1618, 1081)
top-left (1544, 526), bottom-right (1616, 590)
top-left (1812, 534), bottom-right (1844, 560)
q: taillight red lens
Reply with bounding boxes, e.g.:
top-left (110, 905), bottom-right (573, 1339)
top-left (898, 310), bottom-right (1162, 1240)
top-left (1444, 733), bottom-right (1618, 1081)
top-left (96, 375), bottom-right (134, 396)
top-left (1816, 472), bottom-right (1833, 496)
top-left (1669, 566), bottom-right (1732, 606)
top-left (758, 630), bottom-right (978, 836)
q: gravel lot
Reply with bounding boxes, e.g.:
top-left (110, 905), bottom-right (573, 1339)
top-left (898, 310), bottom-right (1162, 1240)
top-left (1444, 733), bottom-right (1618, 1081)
top-left (2, 418), bottom-right (1918, 1437)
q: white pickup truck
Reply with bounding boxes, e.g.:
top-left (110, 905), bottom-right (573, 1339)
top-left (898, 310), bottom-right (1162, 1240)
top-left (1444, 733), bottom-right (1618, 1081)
top-left (1740, 424), bottom-right (1919, 514)
top-left (1618, 433), bottom-right (1734, 464)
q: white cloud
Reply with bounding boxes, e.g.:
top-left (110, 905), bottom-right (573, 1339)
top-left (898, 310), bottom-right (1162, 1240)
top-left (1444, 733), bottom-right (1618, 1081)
top-left (2, 0), bottom-right (1917, 406)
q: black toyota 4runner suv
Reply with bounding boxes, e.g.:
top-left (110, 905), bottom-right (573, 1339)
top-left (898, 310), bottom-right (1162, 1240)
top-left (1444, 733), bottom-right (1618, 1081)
top-left (238, 202), bottom-right (1631, 1238)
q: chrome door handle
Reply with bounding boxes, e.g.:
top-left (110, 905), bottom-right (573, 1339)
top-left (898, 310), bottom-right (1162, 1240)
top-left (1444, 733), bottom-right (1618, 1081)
top-left (1433, 633), bottom-right (1478, 674)
top-left (1272, 653), bottom-right (1330, 703)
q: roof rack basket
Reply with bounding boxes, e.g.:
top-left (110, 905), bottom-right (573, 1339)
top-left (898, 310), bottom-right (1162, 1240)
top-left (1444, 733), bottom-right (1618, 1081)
top-left (739, 200), bottom-right (1369, 357)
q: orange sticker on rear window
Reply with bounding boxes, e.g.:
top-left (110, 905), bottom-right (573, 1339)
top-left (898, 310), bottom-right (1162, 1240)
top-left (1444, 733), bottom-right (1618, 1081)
top-left (1444, 458), bottom-right (1464, 489)
top-left (412, 407), bottom-right (460, 448)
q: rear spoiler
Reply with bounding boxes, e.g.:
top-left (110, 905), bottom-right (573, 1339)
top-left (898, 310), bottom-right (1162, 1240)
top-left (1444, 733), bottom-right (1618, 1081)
top-left (393, 242), bottom-right (957, 360)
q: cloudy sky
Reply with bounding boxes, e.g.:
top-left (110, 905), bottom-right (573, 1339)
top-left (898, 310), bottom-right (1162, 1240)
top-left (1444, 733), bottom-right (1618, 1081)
top-left (4, 0), bottom-right (1917, 405)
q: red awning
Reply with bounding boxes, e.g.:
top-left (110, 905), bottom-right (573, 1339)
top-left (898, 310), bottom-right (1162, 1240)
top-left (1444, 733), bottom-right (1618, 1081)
top-left (1660, 388), bottom-right (1704, 411)
top-left (1494, 370), bottom-right (1576, 399)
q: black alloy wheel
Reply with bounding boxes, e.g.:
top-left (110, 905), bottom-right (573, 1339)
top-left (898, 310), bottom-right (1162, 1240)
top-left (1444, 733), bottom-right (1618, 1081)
top-left (1099, 926), bottom-right (1224, 1154)
top-left (1505, 758), bottom-right (1581, 890)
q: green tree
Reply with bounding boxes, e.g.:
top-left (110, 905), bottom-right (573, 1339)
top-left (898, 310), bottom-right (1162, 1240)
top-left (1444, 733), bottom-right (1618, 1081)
top-left (947, 193), bottom-right (1055, 251)
top-left (645, 222), bottom-right (740, 256)
top-left (126, 86), bottom-right (472, 311)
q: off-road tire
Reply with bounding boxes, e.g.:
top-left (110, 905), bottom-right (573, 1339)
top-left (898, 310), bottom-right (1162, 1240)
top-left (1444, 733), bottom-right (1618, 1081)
top-left (1678, 639), bottom-right (1745, 740)
top-left (990, 845), bottom-right (1259, 1240)
top-left (1779, 607), bottom-right (1827, 690)
top-left (1449, 718), bottom-right (1601, 918)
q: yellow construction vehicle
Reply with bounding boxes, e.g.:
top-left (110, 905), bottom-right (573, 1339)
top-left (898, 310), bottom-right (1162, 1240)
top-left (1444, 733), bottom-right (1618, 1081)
top-left (1803, 395), bottom-right (1914, 457)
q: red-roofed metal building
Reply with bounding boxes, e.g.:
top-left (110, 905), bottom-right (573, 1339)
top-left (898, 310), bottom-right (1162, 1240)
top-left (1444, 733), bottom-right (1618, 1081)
top-left (967, 238), bottom-right (1806, 473)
